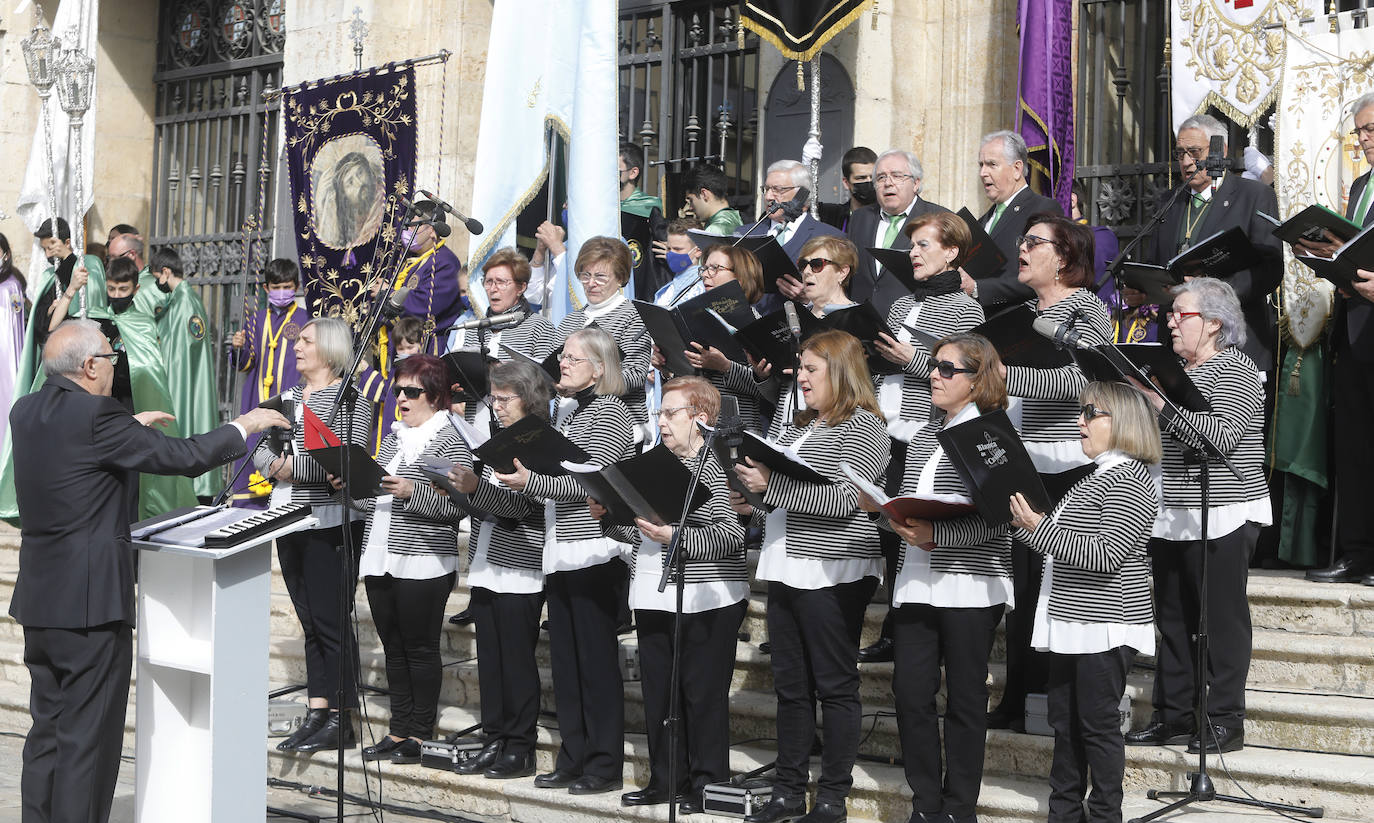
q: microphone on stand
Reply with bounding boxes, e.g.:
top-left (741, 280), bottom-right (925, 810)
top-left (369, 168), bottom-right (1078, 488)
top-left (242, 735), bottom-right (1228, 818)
top-left (442, 310), bottom-right (525, 333)
top-left (381, 286), bottom-right (414, 318)
top-left (783, 301), bottom-right (806, 419)
top-left (421, 189), bottom-right (485, 235)
top-left (1032, 315), bottom-right (1090, 350)
top-left (1205, 135), bottom-right (1227, 193)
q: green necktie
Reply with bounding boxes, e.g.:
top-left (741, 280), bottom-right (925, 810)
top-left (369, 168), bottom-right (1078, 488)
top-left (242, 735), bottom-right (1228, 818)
top-left (986, 201), bottom-right (1008, 232)
top-left (774, 222), bottom-right (790, 246)
top-left (883, 212), bottom-right (905, 248)
top-left (1355, 182), bottom-right (1374, 226)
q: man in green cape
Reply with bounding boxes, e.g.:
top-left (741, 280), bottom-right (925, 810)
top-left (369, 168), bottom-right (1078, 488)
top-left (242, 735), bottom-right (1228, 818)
top-left (149, 247), bottom-right (221, 498)
top-left (108, 231), bottom-right (169, 321)
top-left (619, 141), bottom-right (662, 218)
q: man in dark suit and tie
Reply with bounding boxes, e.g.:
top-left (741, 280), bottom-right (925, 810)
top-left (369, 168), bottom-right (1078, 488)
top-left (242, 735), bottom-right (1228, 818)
top-left (846, 149), bottom-right (950, 316)
top-left (8, 320), bottom-right (288, 823)
top-left (972, 130), bottom-right (1064, 309)
top-left (1147, 113), bottom-right (1283, 373)
top-left (1305, 93), bottom-right (1374, 584)
top-left (736, 158), bottom-right (845, 314)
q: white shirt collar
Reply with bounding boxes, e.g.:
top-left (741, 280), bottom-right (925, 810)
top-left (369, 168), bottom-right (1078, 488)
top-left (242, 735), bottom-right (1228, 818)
top-left (585, 290), bottom-right (626, 319)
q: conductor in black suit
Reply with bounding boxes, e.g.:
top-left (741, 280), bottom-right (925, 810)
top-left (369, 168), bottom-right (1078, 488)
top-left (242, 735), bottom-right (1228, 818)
top-left (8, 319), bottom-right (288, 823)
top-left (736, 159), bottom-right (845, 314)
top-left (972, 130), bottom-right (1064, 309)
top-left (846, 149), bottom-right (950, 317)
top-left (1146, 114), bottom-right (1282, 373)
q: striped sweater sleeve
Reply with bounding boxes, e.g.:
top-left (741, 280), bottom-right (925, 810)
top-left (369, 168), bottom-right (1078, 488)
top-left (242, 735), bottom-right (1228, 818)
top-left (1014, 463), bottom-right (1157, 573)
top-left (397, 429), bottom-right (473, 524)
top-left (763, 412), bottom-right (889, 518)
top-left (1158, 351), bottom-right (1261, 455)
top-left (469, 474), bottom-right (538, 519)
top-left (524, 398), bottom-right (635, 502)
top-left (679, 459), bottom-right (746, 561)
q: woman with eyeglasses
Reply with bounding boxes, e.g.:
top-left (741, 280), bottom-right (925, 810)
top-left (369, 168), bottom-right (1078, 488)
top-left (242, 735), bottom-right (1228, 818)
top-left (731, 329), bottom-right (889, 823)
top-left (988, 213), bottom-right (1113, 733)
top-left (348, 354), bottom-right (472, 766)
top-left (491, 326), bottom-right (636, 794)
top-left (1123, 277), bottom-right (1269, 756)
top-left (858, 332), bottom-right (1010, 823)
top-left (589, 376), bottom-right (747, 813)
top-left (254, 317), bottom-right (374, 754)
top-left (1009, 382), bottom-right (1161, 823)
top-left (452, 247), bottom-right (557, 362)
top-left (446, 360), bottom-right (556, 779)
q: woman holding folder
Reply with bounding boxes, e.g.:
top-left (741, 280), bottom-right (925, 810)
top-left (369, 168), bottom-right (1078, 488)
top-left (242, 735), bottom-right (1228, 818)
top-left (491, 326), bottom-right (636, 795)
top-left (447, 359), bottom-right (555, 779)
top-left (589, 376), bottom-right (747, 813)
top-left (1009, 381), bottom-right (1161, 823)
top-left (859, 332), bottom-right (1012, 823)
top-left (731, 329), bottom-right (889, 823)
top-left (991, 214), bottom-right (1112, 731)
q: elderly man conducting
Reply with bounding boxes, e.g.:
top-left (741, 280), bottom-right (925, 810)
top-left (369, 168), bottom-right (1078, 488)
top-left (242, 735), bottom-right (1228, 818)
top-left (8, 319), bottom-right (288, 823)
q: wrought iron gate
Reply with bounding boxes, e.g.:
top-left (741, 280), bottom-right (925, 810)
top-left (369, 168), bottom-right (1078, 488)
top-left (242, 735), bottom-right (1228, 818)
top-left (618, 0), bottom-right (761, 219)
top-left (151, 0), bottom-right (284, 421)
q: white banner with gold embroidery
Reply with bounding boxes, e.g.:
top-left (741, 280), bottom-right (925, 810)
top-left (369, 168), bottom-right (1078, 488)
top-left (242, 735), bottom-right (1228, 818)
top-left (1171, 0), bottom-right (1313, 132)
top-left (1273, 15), bottom-right (1374, 346)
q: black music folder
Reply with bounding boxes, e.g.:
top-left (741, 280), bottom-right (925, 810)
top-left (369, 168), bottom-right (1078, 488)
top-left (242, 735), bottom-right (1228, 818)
top-left (820, 302), bottom-right (901, 376)
top-left (307, 444), bottom-right (389, 499)
top-left (1258, 205), bottom-right (1362, 246)
top-left (635, 281), bottom-right (755, 374)
top-left (1291, 221), bottom-right (1374, 294)
top-left (733, 303), bottom-right (820, 368)
top-left (901, 324), bottom-right (944, 355)
top-left (973, 303), bottom-right (1072, 369)
top-left (705, 426), bottom-right (833, 509)
top-left (936, 409), bottom-right (1051, 526)
top-left (867, 247), bottom-right (920, 293)
top-left (957, 207), bottom-right (1009, 280)
top-left (686, 230), bottom-right (801, 294)
top-left (500, 343), bottom-right (561, 382)
top-left (1070, 342), bottom-right (1211, 412)
top-left (417, 458), bottom-right (519, 530)
top-left (563, 444), bottom-right (711, 527)
top-left (444, 349), bottom-right (494, 403)
top-left (1122, 226), bottom-right (1258, 291)
top-left (472, 413), bottom-right (590, 476)
top-left (1118, 262), bottom-right (1180, 306)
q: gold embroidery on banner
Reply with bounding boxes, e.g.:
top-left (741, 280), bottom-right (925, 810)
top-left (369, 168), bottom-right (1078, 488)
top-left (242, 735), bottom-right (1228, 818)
top-left (1178, 0), bottom-right (1313, 127)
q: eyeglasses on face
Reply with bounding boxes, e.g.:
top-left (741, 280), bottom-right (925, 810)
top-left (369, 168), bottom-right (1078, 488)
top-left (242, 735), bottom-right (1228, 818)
top-left (874, 172), bottom-right (914, 185)
top-left (1080, 403), bottom-right (1112, 421)
top-left (798, 257), bottom-right (837, 273)
top-left (575, 271), bottom-right (613, 285)
top-left (657, 405), bottom-right (696, 418)
top-left (484, 392), bottom-right (519, 407)
top-left (558, 352), bottom-right (590, 364)
top-left (391, 384), bottom-right (424, 399)
top-left (91, 351), bottom-right (121, 366)
top-left (761, 184), bottom-right (800, 196)
top-left (701, 263), bottom-right (734, 275)
top-left (1016, 234), bottom-right (1060, 252)
top-left (483, 278), bottom-right (515, 289)
top-left (1172, 146), bottom-right (1208, 161)
top-left (1167, 310), bottom-right (1203, 322)
top-left (1352, 123), bottom-right (1374, 138)
top-left (932, 360), bottom-right (974, 379)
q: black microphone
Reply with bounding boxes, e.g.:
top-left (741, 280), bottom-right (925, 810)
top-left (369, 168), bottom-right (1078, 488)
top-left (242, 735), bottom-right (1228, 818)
top-left (775, 187), bottom-right (811, 222)
top-left (421, 189), bottom-right (484, 235)
top-left (1032, 315), bottom-right (1088, 350)
top-left (382, 286), bottom-right (414, 318)
top-left (444, 310), bottom-right (524, 333)
top-left (429, 218), bottom-right (452, 238)
top-left (1205, 135), bottom-right (1227, 184)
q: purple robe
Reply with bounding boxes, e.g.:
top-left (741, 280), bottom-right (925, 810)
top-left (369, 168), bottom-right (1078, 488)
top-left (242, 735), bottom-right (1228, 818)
top-left (230, 302), bottom-right (307, 508)
top-left (1088, 224), bottom-right (1161, 343)
top-left (356, 365), bottom-right (400, 457)
top-left (396, 242), bottom-right (465, 355)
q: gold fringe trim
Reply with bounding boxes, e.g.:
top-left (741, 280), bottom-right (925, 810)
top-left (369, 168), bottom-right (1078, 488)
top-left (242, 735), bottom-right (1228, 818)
top-left (740, 0), bottom-right (873, 63)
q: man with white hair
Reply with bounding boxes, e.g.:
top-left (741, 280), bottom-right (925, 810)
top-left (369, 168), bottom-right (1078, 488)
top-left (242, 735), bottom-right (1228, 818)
top-left (845, 148), bottom-right (950, 315)
top-left (973, 130), bottom-right (1064, 308)
top-left (736, 158), bottom-right (844, 311)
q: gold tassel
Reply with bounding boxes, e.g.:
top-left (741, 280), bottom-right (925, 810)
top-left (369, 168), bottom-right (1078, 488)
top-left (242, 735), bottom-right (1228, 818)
top-left (1287, 352), bottom-right (1303, 396)
top-left (871, 0), bottom-right (879, 29)
top-left (796, 60), bottom-right (804, 91)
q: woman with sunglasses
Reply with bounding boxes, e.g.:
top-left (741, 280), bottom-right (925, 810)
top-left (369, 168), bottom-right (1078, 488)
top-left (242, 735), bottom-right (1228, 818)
top-left (859, 332), bottom-right (1010, 823)
top-left (989, 213), bottom-right (1113, 732)
top-left (1124, 277), bottom-right (1269, 756)
top-left (589, 376), bottom-right (747, 813)
top-left (446, 359), bottom-right (556, 779)
top-left (1009, 382), bottom-right (1161, 823)
top-left (491, 326), bottom-right (636, 794)
top-left (351, 354), bottom-right (472, 765)
top-left (732, 329), bottom-right (889, 823)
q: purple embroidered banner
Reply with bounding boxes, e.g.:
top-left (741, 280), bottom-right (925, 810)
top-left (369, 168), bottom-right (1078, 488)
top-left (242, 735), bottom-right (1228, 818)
top-left (1016, 0), bottom-right (1075, 212)
top-left (283, 66), bottom-right (417, 323)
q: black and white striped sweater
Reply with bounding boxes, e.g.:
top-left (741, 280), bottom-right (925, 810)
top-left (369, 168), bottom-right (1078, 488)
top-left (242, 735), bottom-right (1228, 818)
top-left (453, 310), bottom-right (558, 362)
top-left (881, 291), bottom-right (985, 424)
top-left (555, 298), bottom-right (652, 425)
top-left (251, 382), bottom-right (374, 512)
top-left (1013, 457), bottom-right (1157, 624)
top-left (359, 423), bottom-right (471, 559)
top-left (1003, 289), bottom-right (1112, 443)
top-left (466, 469), bottom-right (548, 572)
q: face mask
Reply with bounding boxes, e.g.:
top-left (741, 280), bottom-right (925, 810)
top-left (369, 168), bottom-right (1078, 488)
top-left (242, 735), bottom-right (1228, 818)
top-left (561, 206), bottom-right (569, 228)
top-left (459, 295), bottom-right (471, 312)
top-left (155, 279), bottom-right (174, 294)
top-left (851, 180), bottom-right (877, 205)
top-left (666, 251), bottom-right (694, 275)
top-left (109, 295), bottom-right (134, 313)
top-left (400, 227), bottom-right (419, 251)
top-left (393, 353), bottom-right (411, 363)
top-left (46, 256), bottom-right (58, 267)
top-left (267, 288), bottom-right (296, 308)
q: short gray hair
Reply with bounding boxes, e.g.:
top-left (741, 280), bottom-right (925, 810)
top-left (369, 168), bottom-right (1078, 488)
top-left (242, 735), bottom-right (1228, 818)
top-left (1178, 114), bottom-right (1228, 144)
top-left (566, 327), bottom-right (626, 397)
top-left (489, 360), bottom-right (554, 422)
top-left (302, 317), bottom-right (355, 377)
top-left (981, 130), bottom-right (1029, 167)
top-left (1172, 277), bottom-right (1246, 349)
top-left (43, 319), bottom-right (107, 377)
top-left (1354, 92), bottom-right (1374, 121)
top-left (876, 149), bottom-right (925, 193)
top-left (766, 159), bottom-right (812, 191)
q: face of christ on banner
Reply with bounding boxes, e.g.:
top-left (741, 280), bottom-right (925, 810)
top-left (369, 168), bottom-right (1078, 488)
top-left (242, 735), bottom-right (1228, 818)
top-left (311, 134), bottom-right (387, 251)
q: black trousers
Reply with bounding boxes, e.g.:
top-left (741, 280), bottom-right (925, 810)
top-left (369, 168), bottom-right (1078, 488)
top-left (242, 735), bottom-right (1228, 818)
top-left (470, 586), bottom-right (545, 755)
top-left (892, 602), bottom-right (1003, 820)
top-left (998, 538), bottom-right (1049, 716)
top-left (767, 577), bottom-right (878, 805)
top-left (364, 571), bottom-right (455, 739)
top-left (1333, 350), bottom-right (1374, 561)
top-left (1149, 522), bottom-right (1258, 729)
top-left (635, 600), bottom-right (747, 794)
top-left (277, 522), bottom-right (363, 708)
top-left (546, 561), bottom-right (625, 779)
top-left (1047, 646), bottom-right (1134, 823)
top-left (21, 622), bottom-right (132, 823)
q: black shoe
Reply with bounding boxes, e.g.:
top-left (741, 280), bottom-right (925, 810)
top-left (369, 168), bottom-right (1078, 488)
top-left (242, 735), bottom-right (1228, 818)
top-left (797, 804), bottom-right (847, 823)
top-left (616, 622), bottom-right (635, 636)
top-left (1306, 555), bottom-right (1374, 583)
top-left (389, 738), bottom-right (423, 764)
top-left (570, 774), bottom-right (623, 795)
top-left (455, 738), bottom-right (504, 774)
top-left (906, 813), bottom-right (953, 823)
top-left (1187, 724), bottom-right (1244, 754)
top-left (277, 708), bottom-right (329, 752)
top-left (361, 735), bottom-right (406, 761)
top-left (622, 787), bottom-right (676, 806)
top-left (534, 768), bottom-right (580, 788)
top-left (1363, 573), bottom-right (1374, 586)
top-left (857, 637), bottom-right (894, 663)
top-left (1125, 720), bottom-right (1195, 746)
top-left (985, 707), bottom-right (1024, 733)
top-left (294, 711), bottom-right (356, 753)
top-left (448, 608), bottom-right (474, 625)
top-left (484, 751), bottom-right (536, 779)
top-left (759, 641), bottom-right (772, 655)
top-left (679, 792), bottom-right (704, 815)
top-left (744, 795), bottom-right (806, 823)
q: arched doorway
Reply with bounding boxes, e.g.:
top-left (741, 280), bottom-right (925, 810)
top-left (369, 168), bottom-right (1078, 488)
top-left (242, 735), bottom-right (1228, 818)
top-left (763, 53), bottom-right (854, 205)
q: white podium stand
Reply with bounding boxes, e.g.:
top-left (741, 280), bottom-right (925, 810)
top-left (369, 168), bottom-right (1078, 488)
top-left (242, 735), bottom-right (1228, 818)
top-left (133, 515), bottom-right (316, 823)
